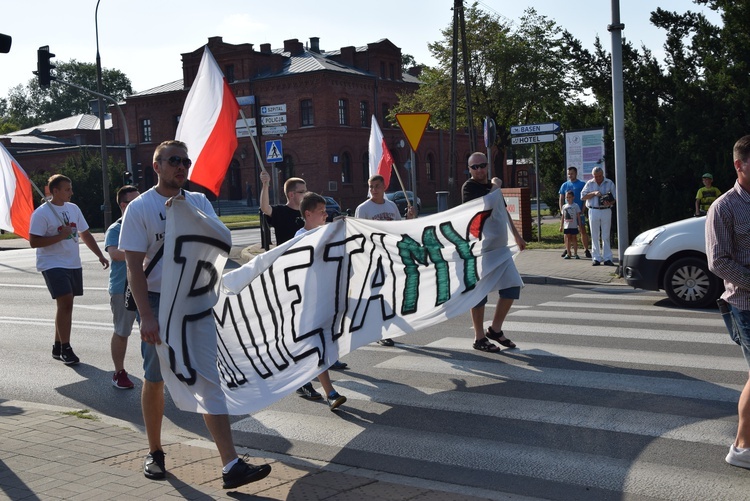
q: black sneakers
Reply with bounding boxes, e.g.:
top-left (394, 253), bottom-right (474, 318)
top-left (327, 391), bottom-right (347, 411)
top-left (296, 382), bottom-right (322, 400)
top-left (377, 338), bottom-right (395, 347)
top-left (222, 456), bottom-right (272, 489)
top-left (144, 450), bottom-right (166, 480)
top-left (52, 344), bottom-right (61, 360)
top-left (59, 345), bottom-right (79, 366)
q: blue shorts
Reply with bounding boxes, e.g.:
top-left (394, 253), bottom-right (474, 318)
top-left (136, 292), bottom-right (162, 383)
top-left (474, 286), bottom-right (521, 308)
top-left (41, 268), bottom-right (83, 299)
top-left (724, 304), bottom-right (750, 369)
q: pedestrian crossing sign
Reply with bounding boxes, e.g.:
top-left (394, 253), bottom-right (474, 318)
top-left (265, 140), bottom-right (283, 163)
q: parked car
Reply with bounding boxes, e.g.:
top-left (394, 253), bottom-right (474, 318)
top-left (386, 191), bottom-right (421, 215)
top-left (622, 216), bottom-right (723, 308)
top-left (324, 196), bottom-right (341, 222)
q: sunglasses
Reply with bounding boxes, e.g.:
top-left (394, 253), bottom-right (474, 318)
top-left (162, 156), bottom-right (192, 168)
top-left (469, 162), bottom-right (488, 170)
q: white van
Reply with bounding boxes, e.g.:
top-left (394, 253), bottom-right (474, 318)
top-left (622, 216), bottom-right (722, 308)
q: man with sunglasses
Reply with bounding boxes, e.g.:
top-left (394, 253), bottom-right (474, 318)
top-left (119, 140), bottom-right (271, 488)
top-left (259, 171), bottom-right (305, 245)
top-left (462, 152), bottom-right (525, 353)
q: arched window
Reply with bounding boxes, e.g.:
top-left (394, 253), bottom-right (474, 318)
top-left (362, 152), bottom-right (369, 183)
top-left (426, 153), bottom-right (435, 181)
top-left (341, 152), bottom-right (352, 184)
top-left (283, 155), bottom-right (295, 182)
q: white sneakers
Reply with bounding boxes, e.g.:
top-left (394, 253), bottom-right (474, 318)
top-left (726, 445), bottom-right (750, 468)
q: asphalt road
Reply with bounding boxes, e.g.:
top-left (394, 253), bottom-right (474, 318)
top-left (1, 240), bottom-right (749, 500)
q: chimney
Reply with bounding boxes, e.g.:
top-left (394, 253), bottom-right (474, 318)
top-left (340, 46), bottom-right (355, 66)
top-left (283, 38), bottom-right (304, 55)
top-left (310, 37), bottom-right (320, 53)
top-left (260, 43), bottom-right (271, 54)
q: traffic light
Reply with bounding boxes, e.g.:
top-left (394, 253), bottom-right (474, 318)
top-left (122, 171), bottom-right (133, 186)
top-left (34, 45), bottom-right (56, 87)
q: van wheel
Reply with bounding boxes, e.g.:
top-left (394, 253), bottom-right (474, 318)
top-left (663, 257), bottom-right (721, 308)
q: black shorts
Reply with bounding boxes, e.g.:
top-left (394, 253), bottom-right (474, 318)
top-left (41, 268), bottom-right (83, 299)
top-left (563, 228), bottom-right (579, 235)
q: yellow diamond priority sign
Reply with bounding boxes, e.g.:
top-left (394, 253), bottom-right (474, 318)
top-left (395, 113), bottom-right (430, 152)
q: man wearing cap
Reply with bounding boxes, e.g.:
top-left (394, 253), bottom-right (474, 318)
top-left (695, 173), bottom-right (721, 216)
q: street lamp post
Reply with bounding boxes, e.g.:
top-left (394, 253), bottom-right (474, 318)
top-left (95, 0), bottom-right (111, 229)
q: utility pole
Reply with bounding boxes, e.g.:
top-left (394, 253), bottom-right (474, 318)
top-left (609, 0), bottom-right (628, 277)
top-left (448, 0), bottom-right (460, 205)
top-left (95, 0), bottom-right (111, 229)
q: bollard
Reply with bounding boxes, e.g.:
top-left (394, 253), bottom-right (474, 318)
top-left (436, 191), bottom-right (450, 212)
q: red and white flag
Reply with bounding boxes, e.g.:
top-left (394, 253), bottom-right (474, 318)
top-left (176, 46), bottom-right (240, 196)
top-left (0, 142), bottom-right (34, 240)
top-left (368, 115), bottom-right (395, 190)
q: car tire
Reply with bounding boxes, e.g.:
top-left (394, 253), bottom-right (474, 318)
top-left (663, 257), bottom-right (721, 308)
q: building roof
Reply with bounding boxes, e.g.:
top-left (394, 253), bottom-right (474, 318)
top-left (131, 79), bottom-right (184, 97)
top-left (254, 47), bottom-right (373, 79)
top-left (5, 114), bottom-right (111, 136)
top-left (2, 135), bottom-right (71, 146)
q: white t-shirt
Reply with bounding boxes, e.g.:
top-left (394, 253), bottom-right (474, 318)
top-left (29, 202), bottom-right (89, 272)
top-left (118, 187), bottom-right (216, 293)
top-left (354, 198), bottom-right (401, 221)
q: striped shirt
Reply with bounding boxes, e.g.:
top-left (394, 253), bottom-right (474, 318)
top-left (706, 180), bottom-right (750, 310)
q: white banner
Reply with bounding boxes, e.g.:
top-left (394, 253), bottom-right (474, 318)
top-left (159, 190), bottom-right (522, 414)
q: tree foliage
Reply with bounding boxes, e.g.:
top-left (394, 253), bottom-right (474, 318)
top-left (394, 0), bottom-right (750, 236)
top-left (31, 151), bottom-right (127, 230)
top-left (1, 60), bottom-right (132, 130)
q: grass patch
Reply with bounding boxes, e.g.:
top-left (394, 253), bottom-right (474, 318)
top-left (525, 218), bottom-right (566, 250)
top-left (62, 409), bottom-right (97, 420)
top-left (219, 214), bottom-right (260, 229)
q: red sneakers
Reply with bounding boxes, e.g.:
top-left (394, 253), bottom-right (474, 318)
top-left (112, 369), bottom-right (134, 389)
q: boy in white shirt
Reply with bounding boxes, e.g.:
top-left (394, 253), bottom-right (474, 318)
top-left (293, 192), bottom-right (347, 410)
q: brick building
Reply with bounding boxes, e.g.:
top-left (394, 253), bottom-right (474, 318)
top-left (116, 36), bottom-right (472, 212)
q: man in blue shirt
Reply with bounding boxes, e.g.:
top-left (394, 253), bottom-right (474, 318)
top-left (558, 166), bottom-right (591, 258)
top-left (104, 185), bottom-right (140, 389)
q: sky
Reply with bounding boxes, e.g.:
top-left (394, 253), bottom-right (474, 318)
top-left (0, 1), bottom-right (722, 99)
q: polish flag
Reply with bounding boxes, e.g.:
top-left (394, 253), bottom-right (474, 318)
top-left (0, 142), bottom-right (34, 240)
top-left (368, 115), bottom-right (395, 190)
top-left (176, 46), bottom-right (240, 196)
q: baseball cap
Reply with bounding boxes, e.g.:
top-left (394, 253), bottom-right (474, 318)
top-left (702, 173), bottom-right (713, 179)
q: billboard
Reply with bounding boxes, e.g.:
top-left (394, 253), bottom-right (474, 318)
top-left (564, 128), bottom-right (605, 181)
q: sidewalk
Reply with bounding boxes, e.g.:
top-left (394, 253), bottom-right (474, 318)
top-left (0, 400), bottom-right (527, 501)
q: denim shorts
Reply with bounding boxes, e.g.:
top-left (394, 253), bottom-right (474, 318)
top-left (136, 292), bottom-right (162, 383)
top-left (41, 267), bottom-right (83, 299)
top-left (474, 286), bottom-right (522, 308)
top-left (724, 304), bottom-right (750, 370)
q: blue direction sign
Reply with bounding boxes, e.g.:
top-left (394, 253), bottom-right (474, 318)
top-left (265, 139), bottom-right (283, 163)
top-left (510, 122), bottom-right (560, 135)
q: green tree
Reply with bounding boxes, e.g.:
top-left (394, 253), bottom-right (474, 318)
top-left (3, 60), bottom-right (132, 129)
top-left (31, 150), bottom-right (127, 230)
top-left (392, 4), bottom-right (599, 208)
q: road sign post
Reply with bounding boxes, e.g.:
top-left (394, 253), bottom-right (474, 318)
top-left (511, 121), bottom-right (560, 240)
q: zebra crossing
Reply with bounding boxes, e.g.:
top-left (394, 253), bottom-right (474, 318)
top-left (230, 286), bottom-right (750, 500)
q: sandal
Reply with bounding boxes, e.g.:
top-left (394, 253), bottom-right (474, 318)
top-left (486, 327), bottom-right (516, 349)
top-left (473, 337), bottom-right (500, 353)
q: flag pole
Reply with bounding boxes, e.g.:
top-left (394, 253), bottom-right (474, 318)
top-left (390, 163), bottom-right (412, 210)
top-left (239, 109), bottom-right (268, 175)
